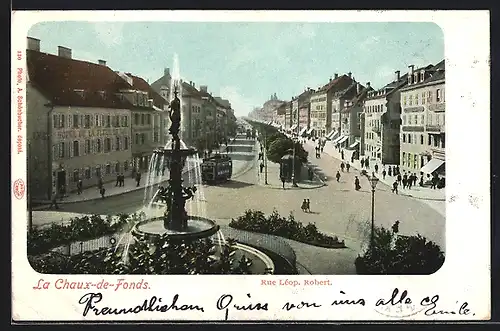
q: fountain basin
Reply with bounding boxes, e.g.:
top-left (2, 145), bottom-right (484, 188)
top-left (132, 216), bottom-right (220, 241)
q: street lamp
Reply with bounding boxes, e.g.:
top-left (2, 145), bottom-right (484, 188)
top-left (370, 175), bottom-right (380, 249)
top-left (264, 129), bottom-right (268, 185)
top-left (291, 137), bottom-right (298, 187)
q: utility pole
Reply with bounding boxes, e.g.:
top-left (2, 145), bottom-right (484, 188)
top-left (291, 102), bottom-right (299, 187)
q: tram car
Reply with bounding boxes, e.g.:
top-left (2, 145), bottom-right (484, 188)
top-left (201, 154), bottom-right (233, 184)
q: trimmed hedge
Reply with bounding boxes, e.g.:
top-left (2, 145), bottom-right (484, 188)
top-left (229, 209), bottom-right (346, 249)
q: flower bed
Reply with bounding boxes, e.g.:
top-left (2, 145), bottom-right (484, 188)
top-left (27, 213), bottom-right (137, 255)
top-left (229, 209), bottom-right (346, 249)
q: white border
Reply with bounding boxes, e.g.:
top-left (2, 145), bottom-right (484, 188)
top-left (11, 10), bottom-right (490, 321)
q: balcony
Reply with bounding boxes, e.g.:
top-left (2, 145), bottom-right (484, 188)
top-left (425, 124), bottom-right (445, 133)
top-left (428, 103), bottom-right (445, 112)
top-left (402, 125), bottom-right (425, 132)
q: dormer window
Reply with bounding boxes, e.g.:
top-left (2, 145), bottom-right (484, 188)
top-left (74, 89), bottom-right (85, 98)
top-left (98, 90), bottom-right (107, 99)
top-left (414, 73), bottom-right (419, 84)
top-left (420, 71), bottom-right (425, 82)
top-left (408, 76), bottom-right (412, 85)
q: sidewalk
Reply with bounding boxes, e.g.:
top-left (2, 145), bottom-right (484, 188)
top-left (256, 159), bottom-right (325, 190)
top-left (306, 140), bottom-right (445, 202)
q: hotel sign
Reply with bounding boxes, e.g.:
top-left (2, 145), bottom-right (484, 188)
top-left (403, 106), bottom-right (425, 113)
top-left (428, 103), bottom-right (446, 112)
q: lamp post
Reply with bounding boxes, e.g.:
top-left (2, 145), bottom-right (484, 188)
top-left (264, 129), bottom-right (268, 185)
top-left (370, 175), bottom-right (379, 249)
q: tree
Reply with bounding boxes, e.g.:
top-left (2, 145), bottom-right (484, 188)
top-left (355, 223), bottom-right (445, 275)
top-left (267, 137), bottom-right (308, 164)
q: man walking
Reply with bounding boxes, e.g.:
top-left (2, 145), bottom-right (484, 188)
top-left (340, 162), bottom-right (345, 172)
top-left (136, 172), bottom-right (142, 187)
top-left (336, 171), bottom-right (341, 182)
top-left (281, 176), bottom-right (286, 189)
top-left (259, 162), bottom-right (264, 174)
top-left (346, 162), bottom-right (350, 172)
top-left (77, 179), bottom-right (83, 195)
top-left (49, 192), bottom-right (60, 210)
top-left (392, 180), bottom-right (399, 194)
top-left (360, 158), bottom-right (365, 168)
top-left (374, 164), bottom-right (379, 173)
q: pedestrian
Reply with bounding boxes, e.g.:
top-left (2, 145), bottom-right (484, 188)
top-left (258, 152), bottom-right (263, 160)
top-left (431, 175), bottom-right (437, 189)
top-left (346, 162), bottom-right (350, 172)
top-left (115, 174), bottom-right (120, 187)
top-left (388, 166), bottom-right (392, 177)
top-left (100, 186), bottom-right (106, 198)
top-left (306, 199), bottom-right (311, 213)
top-left (413, 173), bottom-right (418, 186)
top-left (360, 158), bottom-right (365, 168)
top-left (77, 179), bottom-right (83, 195)
top-left (365, 158), bottom-right (370, 169)
top-left (136, 172), bottom-right (141, 187)
top-left (407, 175), bottom-right (413, 189)
top-left (354, 176), bottom-right (361, 191)
top-left (341, 150), bottom-right (344, 160)
top-left (121, 173), bottom-right (125, 186)
top-left (402, 177), bottom-right (407, 189)
top-left (392, 220), bottom-right (400, 234)
top-left (259, 162), bottom-right (264, 173)
top-left (340, 162), bottom-right (345, 172)
top-left (301, 199), bottom-right (308, 213)
top-left (374, 164), bottom-right (379, 173)
top-left (336, 171), bottom-right (341, 182)
top-left (351, 155), bottom-right (355, 163)
top-left (397, 173), bottom-right (402, 185)
top-left (382, 169), bottom-right (386, 180)
top-left (392, 180), bottom-right (399, 194)
top-left (49, 192), bottom-right (59, 210)
top-left (97, 177), bottom-right (103, 190)
top-left (281, 176), bottom-right (286, 189)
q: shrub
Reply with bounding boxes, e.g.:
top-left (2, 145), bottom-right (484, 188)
top-left (229, 209), bottom-right (345, 248)
top-left (355, 224), bottom-right (445, 274)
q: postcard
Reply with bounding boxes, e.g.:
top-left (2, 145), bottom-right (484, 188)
top-left (11, 10), bottom-right (490, 321)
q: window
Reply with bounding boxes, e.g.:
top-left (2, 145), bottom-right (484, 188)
top-left (85, 168), bottom-right (91, 179)
top-left (436, 89), bottom-right (442, 102)
top-left (403, 96), bottom-right (407, 106)
top-left (124, 161), bottom-right (129, 171)
top-left (414, 115), bottom-right (418, 124)
top-left (73, 170), bottom-right (79, 182)
top-left (402, 152), bottom-right (406, 166)
top-left (442, 136), bottom-right (446, 148)
top-left (59, 142), bottom-right (65, 158)
top-left (420, 134), bottom-right (424, 144)
top-left (135, 113), bottom-right (140, 125)
top-left (73, 140), bottom-right (80, 157)
top-left (116, 137), bottom-right (120, 151)
top-left (60, 115), bottom-right (65, 128)
top-left (106, 115), bottom-right (111, 127)
top-left (96, 139), bottom-right (102, 153)
top-left (105, 138), bottom-right (111, 152)
top-left (141, 114), bottom-right (145, 125)
top-left (115, 162), bottom-right (120, 173)
top-left (421, 115), bottom-right (425, 124)
top-left (96, 166), bottom-right (101, 178)
top-left (147, 114), bottom-right (151, 125)
top-left (124, 137), bottom-right (129, 150)
top-left (414, 155), bottom-right (418, 169)
top-left (95, 114), bottom-right (101, 127)
top-left (420, 71), bottom-right (425, 82)
top-left (416, 93), bottom-right (420, 105)
top-left (408, 116), bottom-right (412, 125)
top-left (408, 135), bottom-right (412, 144)
top-left (428, 91), bottom-right (432, 102)
top-left (422, 92), bottom-right (426, 104)
top-left (409, 95), bottom-right (413, 106)
top-left (84, 115), bottom-right (91, 128)
top-left (73, 114), bottom-right (79, 128)
top-left (135, 133), bottom-right (140, 144)
top-left (141, 133), bottom-right (145, 144)
top-left (124, 116), bottom-right (129, 127)
top-left (153, 131), bottom-right (159, 142)
top-left (428, 135), bottom-right (432, 146)
top-left (84, 139), bottom-right (91, 154)
top-left (402, 134), bottom-right (406, 143)
top-left (106, 164), bottom-right (111, 174)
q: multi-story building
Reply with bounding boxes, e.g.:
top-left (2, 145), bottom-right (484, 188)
top-left (283, 101), bottom-right (293, 131)
top-left (399, 60), bottom-right (445, 176)
top-left (275, 103), bottom-right (287, 128)
top-left (116, 72), bottom-right (168, 172)
top-left (180, 81), bottom-right (203, 144)
top-left (291, 88), bottom-right (314, 136)
top-left (151, 68), bottom-right (172, 101)
top-left (339, 84), bottom-right (372, 149)
top-left (26, 37), bottom-right (133, 199)
top-left (363, 70), bottom-right (409, 165)
top-left (215, 97), bottom-right (237, 137)
top-left (198, 85), bottom-right (218, 149)
top-left (329, 81), bottom-right (366, 143)
top-left (309, 73), bottom-right (355, 138)
top-left (260, 94), bottom-right (284, 123)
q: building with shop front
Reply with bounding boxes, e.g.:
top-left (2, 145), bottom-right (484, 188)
top-left (275, 102), bottom-right (287, 129)
top-left (363, 70), bottom-right (409, 165)
top-left (399, 60), bottom-right (445, 177)
top-left (116, 72), bottom-right (169, 172)
top-left (309, 73), bottom-right (355, 138)
top-left (291, 88), bottom-right (314, 136)
top-left (26, 37), bottom-right (134, 199)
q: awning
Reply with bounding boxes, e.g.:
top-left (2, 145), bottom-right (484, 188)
top-left (290, 124), bottom-right (298, 131)
top-left (299, 127), bottom-right (308, 136)
top-left (307, 128), bottom-right (314, 135)
top-left (420, 159), bottom-right (445, 174)
top-left (332, 135), bottom-right (345, 144)
top-left (328, 131), bottom-right (339, 140)
top-left (326, 130), bottom-right (336, 139)
top-left (349, 141), bottom-right (360, 149)
top-left (337, 136), bottom-right (349, 145)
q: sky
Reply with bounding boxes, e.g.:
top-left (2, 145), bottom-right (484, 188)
top-left (28, 22), bottom-right (444, 117)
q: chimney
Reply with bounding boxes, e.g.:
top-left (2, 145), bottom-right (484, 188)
top-left (334, 73), bottom-right (339, 79)
top-left (395, 70), bottom-right (400, 81)
top-left (164, 68), bottom-right (170, 77)
top-left (329, 77), bottom-right (332, 82)
top-left (27, 37), bottom-right (40, 51)
top-left (98, 59), bottom-right (107, 66)
top-left (348, 72), bottom-right (352, 78)
top-left (200, 85), bottom-right (208, 93)
top-left (408, 65), bottom-right (415, 74)
top-left (366, 82), bottom-right (371, 88)
top-left (356, 82), bottom-right (361, 94)
top-left (57, 46), bottom-right (72, 59)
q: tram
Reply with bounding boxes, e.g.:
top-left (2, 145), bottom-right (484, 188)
top-left (201, 154), bottom-right (233, 184)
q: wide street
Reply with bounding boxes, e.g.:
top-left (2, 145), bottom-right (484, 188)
top-left (51, 136), bottom-right (445, 253)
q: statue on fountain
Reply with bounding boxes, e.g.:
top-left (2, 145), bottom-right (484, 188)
top-left (168, 88), bottom-right (181, 136)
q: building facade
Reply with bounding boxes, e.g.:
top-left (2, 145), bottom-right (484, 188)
top-left (26, 37), bottom-right (134, 199)
top-left (291, 89), bottom-right (314, 135)
top-left (340, 84), bottom-right (372, 147)
top-left (309, 73), bottom-right (354, 137)
top-left (363, 70), bottom-right (408, 165)
top-left (399, 60), bottom-right (445, 176)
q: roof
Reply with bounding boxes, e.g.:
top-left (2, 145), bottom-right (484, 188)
top-left (181, 81), bottom-right (202, 98)
top-left (127, 74), bottom-right (167, 109)
top-left (314, 74), bottom-right (353, 94)
top-left (27, 49), bottom-right (133, 109)
top-left (275, 102), bottom-right (289, 115)
top-left (400, 61), bottom-right (444, 91)
top-left (341, 86), bottom-right (373, 113)
top-left (366, 72), bottom-right (410, 100)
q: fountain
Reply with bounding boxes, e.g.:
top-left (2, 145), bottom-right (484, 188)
top-left (131, 84), bottom-right (220, 241)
